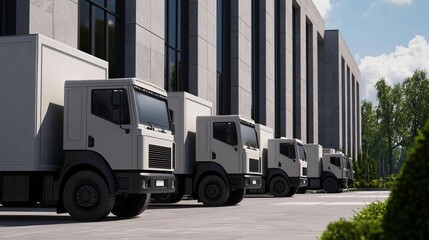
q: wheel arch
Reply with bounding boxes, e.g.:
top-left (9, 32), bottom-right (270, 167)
top-left (194, 162), bottom-right (229, 197)
top-left (59, 151), bottom-right (116, 200)
top-left (267, 168), bottom-right (289, 187)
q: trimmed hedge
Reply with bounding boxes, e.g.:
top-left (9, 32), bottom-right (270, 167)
top-left (354, 176), bottom-right (396, 189)
top-left (382, 120), bottom-right (429, 239)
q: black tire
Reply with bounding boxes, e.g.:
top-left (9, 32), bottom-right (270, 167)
top-left (63, 171), bottom-right (115, 221)
top-left (224, 188), bottom-right (245, 206)
top-left (286, 186), bottom-right (298, 197)
top-left (297, 187), bottom-right (307, 194)
top-left (151, 193), bottom-right (184, 203)
top-left (198, 175), bottom-right (229, 207)
top-left (323, 177), bottom-right (339, 193)
top-left (269, 176), bottom-right (290, 197)
top-left (111, 193), bottom-right (150, 218)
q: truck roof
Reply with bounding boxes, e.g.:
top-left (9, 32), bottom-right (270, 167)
top-left (65, 78), bottom-right (167, 97)
top-left (197, 115), bottom-right (256, 126)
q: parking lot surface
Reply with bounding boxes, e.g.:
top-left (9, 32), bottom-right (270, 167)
top-left (0, 191), bottom-right (389, 240)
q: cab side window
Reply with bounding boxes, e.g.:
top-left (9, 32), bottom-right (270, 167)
top-left (91, 89), bottom-right (130, 124)
top-left (330, 157), bottom-right (341, 167)
top-left (213, 122), bottom-right (237, 145)
top-left (280, 143), bottom-right (296, 159)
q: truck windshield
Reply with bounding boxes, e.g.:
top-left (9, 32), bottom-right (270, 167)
top-left (240, 124), bottom-right (259, 148)
top-left (135, 89), bottom-right (171, 131)
top-left (297, 144), bottom-right (306, 161)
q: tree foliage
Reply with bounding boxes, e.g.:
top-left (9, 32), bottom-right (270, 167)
top-left (360, 70), bottom-right (429, 180)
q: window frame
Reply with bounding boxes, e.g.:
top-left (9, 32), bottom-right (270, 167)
top-left (279, 143), bottom-right (296, 160)
top-left (78, 0), bottom-right (124, 78)
top-left (213, 121), bottom-right (238, 146)
top-left (91, 88), bottom-right (131, 125)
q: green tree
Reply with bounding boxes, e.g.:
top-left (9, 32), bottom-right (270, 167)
top-left (375, 79), bottom-right (405, 175)
top-left (359, 100), bottom-right (378, 180)
top-left (402, 70), bottom-right (429, 147)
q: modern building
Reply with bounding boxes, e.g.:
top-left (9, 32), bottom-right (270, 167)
top-left (0, 0), bottom-right (361, 159)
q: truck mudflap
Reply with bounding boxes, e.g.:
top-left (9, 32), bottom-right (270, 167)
top-left (228, 174), bottom-right (261, 189)
top-left (115, 172), bottom-right (175, 194)
top-left (289, 177), bottom-right (308, 187)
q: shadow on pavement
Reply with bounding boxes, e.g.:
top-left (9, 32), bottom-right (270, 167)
top-left (148, 203), bottom-right (205, 209)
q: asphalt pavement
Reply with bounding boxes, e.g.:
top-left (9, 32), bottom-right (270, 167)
top-left (0, 191), bottom-right (390, 240)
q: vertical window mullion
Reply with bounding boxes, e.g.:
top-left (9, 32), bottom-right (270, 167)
top-left (90, 4), bottom-right (95, 55)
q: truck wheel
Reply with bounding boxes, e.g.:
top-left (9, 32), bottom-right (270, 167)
top-left (287, 187), bottom-right (298, 197)
top-left (111, 193), bottom-right (150, 218)
top-left (152, 193), bottom-right (184, 203)
top-left (269, 176), bottom-right (290, 197)
top-left (323, 178), bottom-right (339, 193)
top-left (198, 175), bottom-right (229, 207)
top-left (63, 171), bottom-right (115, 221)
top-left (297, 187), bottom-right (307, 194)
top-left (224, 188), bottom-right (245, 206)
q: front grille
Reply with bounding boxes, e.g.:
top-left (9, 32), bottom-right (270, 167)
top-left (149, 145), bottom-right (172, 169)
top-left (249, 158), bottom-right (260, 173)
top-left (302, 167), bottom-right (308, 176)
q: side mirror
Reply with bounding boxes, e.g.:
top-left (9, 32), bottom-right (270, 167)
top-left (171, 123), bottom-right (176, 135)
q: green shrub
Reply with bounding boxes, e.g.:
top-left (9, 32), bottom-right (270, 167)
top-left (319, 218), bottom-right (382, 240)
top-left (354, 176), bottom-right (396, 189)
top-left (319, 201), bottom-right (387, 240)
top-left (382, 120), bottom-right (429, 239)
top-left (353, 201), bottom-right (388, 222)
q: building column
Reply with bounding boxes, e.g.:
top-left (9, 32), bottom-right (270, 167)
top-left (188, 0), bottom-right (217, 105)
top-left (229, 0), bottom-right (252, 118)
top-left (124, 0), bottom-right (165, 87)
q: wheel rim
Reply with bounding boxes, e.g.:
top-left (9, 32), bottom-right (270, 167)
top-left (206, 182), bottom-right (221, 199)
top-left (274, 181), bottom-right (285, 193)
top-left (75, 184), bottom-right (98, 208)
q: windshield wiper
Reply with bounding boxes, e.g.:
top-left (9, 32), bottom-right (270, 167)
top-left (147, 121), bottom-right (167, 133)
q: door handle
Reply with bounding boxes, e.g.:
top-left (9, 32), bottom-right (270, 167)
top-left (88, 135), bottom-right (94, 148)
top-left (212, 152), bottom-right (216, 159)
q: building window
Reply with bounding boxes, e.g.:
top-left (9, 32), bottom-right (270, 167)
top-left (165, 0), bottom-right (188, 92)
top-left (0, 0), bottom-right (16, 36)
top-left (78, 0), bottom-right (124, 78)
top-left (274, 0), bottom-right (281, 137)
top-left (217, 0), bottom-right (231, 115)
top-left (251, 0), bottom-right (260, 122)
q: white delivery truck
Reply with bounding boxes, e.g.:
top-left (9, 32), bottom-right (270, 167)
top-left (152, 92), bottom-right (261, 206)
top-left (247, 124), bottom-right (307, 197)
top-left (0, 34), bottom-right (175, 221)
top-left (301, 144), bottom-right (348, 193)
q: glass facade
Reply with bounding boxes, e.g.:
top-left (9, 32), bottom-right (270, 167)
top-left (0, 0), bottom-right (16, 36)
top-left (216, 0), bottom-right (231, 115)
top-left (165, 0), bottom-right (188, 92)
top-left (251, 0), bottom-right (260, 122)
top-left (78, 0), bottom-right (124, 78)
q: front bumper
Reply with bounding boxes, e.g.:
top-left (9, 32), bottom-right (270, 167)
top-left (290, 177), bottom-right (308, 187)
top-left (228, 174), bottom-right (262, 190)
top-left (115, 171), bottom-right (175, 194)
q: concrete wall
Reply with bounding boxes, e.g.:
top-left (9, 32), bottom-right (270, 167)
top-left (124, 0), bottom-right (165, 87)
top-left (16, 0), bottom-right (78, 48)
top-left (187, 0), bottom-right (217, 111)
top-left (319, 30), bottom-right (361, 160)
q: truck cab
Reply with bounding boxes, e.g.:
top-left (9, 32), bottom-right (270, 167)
top-left (249, 124), bottom-right (307, 197)
top-left (322, 152), bottom-right (348, 192)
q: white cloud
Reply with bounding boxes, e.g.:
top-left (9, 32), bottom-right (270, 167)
top-left (312, 0), bottom-right (332, 19)
top-left (359, 35), bottom-right (429, 102)
top-left (384, 0), bottom-right (413, 6)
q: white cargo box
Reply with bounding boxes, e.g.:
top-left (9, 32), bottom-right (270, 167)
top-left (167, 92), bottom-right (212, 175)
top-left (255, 124), bottom-right (274, 177)
top-left (304, 144), bottom-right (323, 178)
top-left (0, 34), bottom-right (108, 171)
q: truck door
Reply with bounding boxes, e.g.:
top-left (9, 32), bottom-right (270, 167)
top-left (87, 88), bottom-right (133, 169)
top-left (211, 121), bottom-right (240, 173)
top-left (279, 143), bottom-right (299, 176)
top-left (328, 156), bottom-right (343, 179)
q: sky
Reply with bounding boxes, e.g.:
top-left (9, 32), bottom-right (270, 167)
top-left (312, 0), bottom-right (429, 103)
